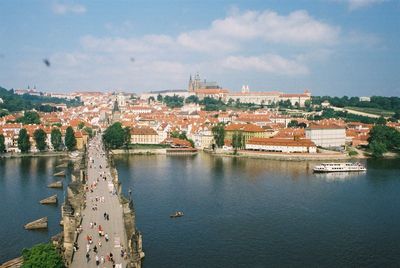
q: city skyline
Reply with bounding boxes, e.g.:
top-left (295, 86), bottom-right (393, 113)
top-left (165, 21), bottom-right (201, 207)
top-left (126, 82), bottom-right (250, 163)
top-left (0, 0), bottom-right (399, 96)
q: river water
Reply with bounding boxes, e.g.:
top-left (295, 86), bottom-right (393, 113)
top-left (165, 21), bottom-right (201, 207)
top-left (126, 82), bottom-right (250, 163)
top-left (1, 153), bottom-right (400, 267)
top-left (114, 154), bottom-right (400, 267)
top-left (0, 156), bottom-right (70, 263)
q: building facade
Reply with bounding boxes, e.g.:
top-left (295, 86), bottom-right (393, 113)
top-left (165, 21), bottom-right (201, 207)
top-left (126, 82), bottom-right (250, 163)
top-left (130, 126), bottom-right (159, 144)
top-left (305, 123), bottom-right (346, 148)
top-left (246, 137), bottom-right (317, 153)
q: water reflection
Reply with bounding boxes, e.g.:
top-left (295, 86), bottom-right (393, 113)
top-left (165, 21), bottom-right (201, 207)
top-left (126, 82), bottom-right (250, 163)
top-left (314, 171), bottom-right (366, 182)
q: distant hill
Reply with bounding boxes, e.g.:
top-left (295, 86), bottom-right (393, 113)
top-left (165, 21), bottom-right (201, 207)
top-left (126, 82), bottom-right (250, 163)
top-left (0, 86), bottom-right (82, 114)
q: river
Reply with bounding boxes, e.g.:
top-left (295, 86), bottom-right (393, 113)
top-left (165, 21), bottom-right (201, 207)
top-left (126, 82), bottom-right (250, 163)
top-left (0, 156), bottom-right (70, 263)
top-left (114, 153), bottom-right (400, 267)
top-left (1, 153), bottom-right (400, 267)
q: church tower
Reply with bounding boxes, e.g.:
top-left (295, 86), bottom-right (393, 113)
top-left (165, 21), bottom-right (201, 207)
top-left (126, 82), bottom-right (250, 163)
top-left (112, 100), bottom-right (121, 123)
top-left (188, 74), bottom-right (193, 92)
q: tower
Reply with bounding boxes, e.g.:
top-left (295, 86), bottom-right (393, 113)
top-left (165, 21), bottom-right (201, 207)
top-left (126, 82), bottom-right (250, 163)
top-left (188, 75), bottom-right (193, 92)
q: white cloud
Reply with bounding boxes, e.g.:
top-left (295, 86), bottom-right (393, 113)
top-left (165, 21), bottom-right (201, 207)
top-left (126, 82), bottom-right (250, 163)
top-left (176, 9), bottom-right (340, 52)
top-left (336, 0), bottom-right (385, 10)
top-left (18, 8), bottom-right (352, 91)
top-left (221, 54), bottom-right (309, 75)
top-left (214, 10), bottom-right (340, 44)
top-left (80, 35), bottom-right (175, 54)
top-left (52, 3), bottom-right (86, 14)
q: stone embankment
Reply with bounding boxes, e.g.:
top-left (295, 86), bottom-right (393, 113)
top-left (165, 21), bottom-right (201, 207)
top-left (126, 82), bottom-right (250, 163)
top-left (210, 149), bottom-right (350, 161)
top-left (112, 148), bottom-right (198, 155)
top-left (112, 148), bottom-right (167, 155)
top-left (0, 151), bottom-right (68, 159)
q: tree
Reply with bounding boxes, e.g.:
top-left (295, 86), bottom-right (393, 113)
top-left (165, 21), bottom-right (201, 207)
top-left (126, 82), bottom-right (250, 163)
top-left (187, 138), bottom-right (195, 148)
top-left (212, 123), bottom-right (225, 148)
top-left (0, 134), bottom-right (5, 153)
top-left (0, 109), bottom-right (9, 117)
top-left (178, 131), bottom-right (188, 140)
top-left (16, 111), bottom-right (40, 124)
top-left (232, 131), bottom-right (243, 154)
top-left (123, 126), bottom-right (131, 148)
top-left (103, 122), bottom-right (125, 149)
top-left (83, 127), bottom-right (93, 138)
top-left (288, 120), bottom-right (299, 128)
top-left (157, 94), bottom-right (163, 102)
top-left (185, 95), bottom-right (199, 104)
top-left (78, 122), bottom-right (85, 129)
top-left (367, 125), bottom-right (400, 157)
top-left (200, 97), bottom-right (226, 111)
top-left (18, 128), bottom-right (31, 153)
top-left (163, 95), bottom-right (184, 108)
top-left (33, 128), bottom-right (47, 151)
top-left (393, 110), bottom-right (400, 120)
top-left (51, 128), bottom-right (63, 151)
top-left (376, 116), bottom-right (386, 125)
top-left (148, 96), bottom-right (155, 104)
top-left (65, 126), bottom-right (77, 151)
top-left (22, 243), bottom-right (65, 268)
top-left (369, 140), bottom-right (387, 157)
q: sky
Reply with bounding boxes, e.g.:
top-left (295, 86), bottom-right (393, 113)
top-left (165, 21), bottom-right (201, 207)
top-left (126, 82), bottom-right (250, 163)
top-left (0, 0), bottom-right (399, 96)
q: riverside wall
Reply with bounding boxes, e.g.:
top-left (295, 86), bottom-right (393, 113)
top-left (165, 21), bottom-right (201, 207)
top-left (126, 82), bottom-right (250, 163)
top-left (210, 149), bottom-right (350, 161)
top-left (112, 148), bottom-right (167, 155)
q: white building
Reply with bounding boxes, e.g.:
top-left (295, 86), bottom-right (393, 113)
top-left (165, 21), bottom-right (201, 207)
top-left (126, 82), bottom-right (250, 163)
top-left (191, 126), bottom-right (214, 149)
top-left (227, 88), bottom-right (311, 107)
top-left (245, 137), bottom-right (317, 153)
top-left (359, 96), bottom-right (371, 102)
top-left (140, 90), bottom-right (191, 101)
top-left (305, 123), bottom-right (346, 148)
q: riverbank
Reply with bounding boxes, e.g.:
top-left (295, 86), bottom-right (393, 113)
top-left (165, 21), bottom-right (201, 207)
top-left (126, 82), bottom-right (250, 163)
top-left (207, 149), bottom-right (350, 161)
top-left (112, 148), bottom-right (198, 155)
top-left (0, 151), bottom-right (68, 159)
top-left (112, 148), bottom-right (167, 155)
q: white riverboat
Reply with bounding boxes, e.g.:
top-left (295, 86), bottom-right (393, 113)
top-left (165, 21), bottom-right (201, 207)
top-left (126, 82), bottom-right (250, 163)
top-left (313, 162), bottom-right (366, 173)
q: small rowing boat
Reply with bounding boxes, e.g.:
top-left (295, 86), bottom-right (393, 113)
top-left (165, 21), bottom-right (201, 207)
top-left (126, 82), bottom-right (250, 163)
top-left (170, 211), bottom-right (184, 218)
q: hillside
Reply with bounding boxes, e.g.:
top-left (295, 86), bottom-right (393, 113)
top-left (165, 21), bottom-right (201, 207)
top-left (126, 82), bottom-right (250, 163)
top-left (0, 86), bottom-right (82, 114)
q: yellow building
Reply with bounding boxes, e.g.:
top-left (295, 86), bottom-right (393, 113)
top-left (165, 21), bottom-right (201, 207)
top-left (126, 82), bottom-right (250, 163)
top-left (130, 126), bottom-right (159, 144)
top-left (225, 123), bottom-right (267, 143)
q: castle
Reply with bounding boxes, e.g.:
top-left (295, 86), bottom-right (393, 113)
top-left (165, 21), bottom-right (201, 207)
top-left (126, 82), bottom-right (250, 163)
top-left (188, 73), bottom-right (311, 107)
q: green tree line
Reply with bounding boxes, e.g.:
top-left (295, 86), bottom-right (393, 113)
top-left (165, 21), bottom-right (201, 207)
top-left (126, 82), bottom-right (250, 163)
top-left (0, 86), bottom-right (82, 113)
top-left (368, 125), bottom-right (400, 157)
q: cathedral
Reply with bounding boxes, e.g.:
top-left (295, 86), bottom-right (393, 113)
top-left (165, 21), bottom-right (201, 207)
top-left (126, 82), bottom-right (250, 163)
top-left (188, 73), bottom-right (221, 92)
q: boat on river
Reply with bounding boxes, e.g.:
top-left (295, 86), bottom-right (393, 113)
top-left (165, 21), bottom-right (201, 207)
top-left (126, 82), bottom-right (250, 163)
top-left (170, 211), bottom-right (184, 218)
top-left (313, 162), bottom-right (366, 173)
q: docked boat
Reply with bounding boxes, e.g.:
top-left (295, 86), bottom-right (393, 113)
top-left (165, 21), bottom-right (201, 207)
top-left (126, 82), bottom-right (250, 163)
top-left (313, 162), bottom-right (366, 173)
top-left (170, 211), bottom-right (184, 218)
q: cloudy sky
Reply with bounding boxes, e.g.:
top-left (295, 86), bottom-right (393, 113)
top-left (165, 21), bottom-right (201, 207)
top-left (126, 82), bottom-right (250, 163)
top-left (0, 0), bottom-right (399, 96)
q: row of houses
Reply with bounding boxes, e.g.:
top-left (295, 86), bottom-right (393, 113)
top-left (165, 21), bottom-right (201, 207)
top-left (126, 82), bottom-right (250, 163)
top-left (0, 123), bottom-right (88, 153)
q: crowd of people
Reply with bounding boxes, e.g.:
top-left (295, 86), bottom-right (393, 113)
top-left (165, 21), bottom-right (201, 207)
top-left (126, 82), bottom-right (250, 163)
top-left (72, 136), bottom-right (127, 267)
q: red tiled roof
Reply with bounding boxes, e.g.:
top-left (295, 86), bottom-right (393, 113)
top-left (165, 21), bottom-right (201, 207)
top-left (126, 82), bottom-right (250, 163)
top-left (130, 127), bottom-right (158, 135)
top-left (225, 123), bottom-right (265, 132)
top-left (248, 137), bottom-right (316, 147)
top-left (308, 122), bottom-right (345, 130)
